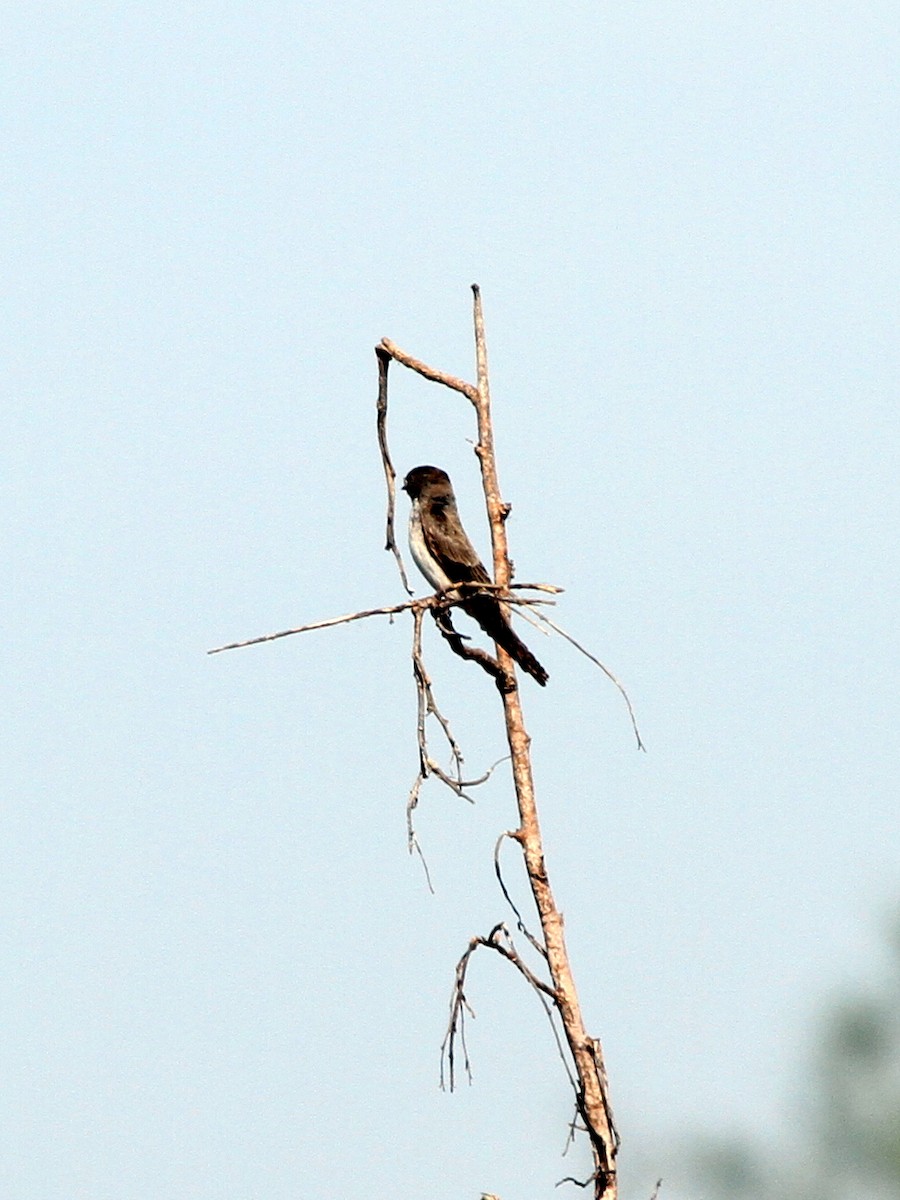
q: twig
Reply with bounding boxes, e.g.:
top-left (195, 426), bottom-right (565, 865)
top-left (207, 586), bottom-right (556, 656)
top-left (531, 611), bottom-right (646, 751)
top-left (481, 923), bottom-right (557, 999)
top-left (407, 610), bottom-right (438, 893)
top-left (406, 610), bottom-right (509, 887)
top-left (493, 832), bottom-right (547, 960)
top-left (412, 611), bottom-right (466, 785)
top-left (441, 937), bottom-right (479, 1090)
top-left (376, 345), bottom-right (413, 594)
top-left (207, 597), bottom-right (431, 654)
top-left (474, 581), bottom-right (564, 595)
top-left (442, 923), bottom-right (577, 1097)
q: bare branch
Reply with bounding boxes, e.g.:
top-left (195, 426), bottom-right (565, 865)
top-left (406, 610), bottom-right (437, 893)
top-left (466, 285), bottom-right (619, 1198)
top-left (375, 345), bottom-right (413, 594)
top-left (442, 923), bottom-right (579, 1101)
top-left (441, 937), bottom-right (479, 1090)
top-left (481, 581), bottom-right (565, 596)
top-left (405, 611), bottom-right (512, 888)
top-left (379, 337), bottom-right (479, 403)
top-left (412, 611), bottom-right (465, 782)
top-left (207, 597), bottom-right (431, 655)
top-left (208, 584), bottom-right (553, 658)
top-left (482, 923), bottom-right (557, 999)
top-left (407, 823), bottom-right (435, 895)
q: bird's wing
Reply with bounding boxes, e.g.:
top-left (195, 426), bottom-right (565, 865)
top-left (422, 496), bottom-right (492, 585)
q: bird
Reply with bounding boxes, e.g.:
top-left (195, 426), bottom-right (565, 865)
top-left (402, 465), bottom-right (549, 686)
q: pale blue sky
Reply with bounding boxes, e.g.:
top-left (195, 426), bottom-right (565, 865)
top-left (4, 4), bottom-right (898, 1198)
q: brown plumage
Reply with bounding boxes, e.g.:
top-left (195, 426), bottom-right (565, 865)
top-left (402, 465), bottom-right (549, 686)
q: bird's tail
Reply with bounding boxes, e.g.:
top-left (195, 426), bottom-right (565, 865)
top-left (464, 596), bottom-right (549, 686)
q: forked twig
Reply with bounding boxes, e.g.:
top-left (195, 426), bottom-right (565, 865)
top-left (405, 609), bottom-right (512, 888)
top-left (442, 923), bottom-right (577, 1098)
top-left (406, 608), bottom-right (472, 889)
top-left (207, 588), bottom-right (555, 656)
top-left (441, 937), bottom-right (479, 1089)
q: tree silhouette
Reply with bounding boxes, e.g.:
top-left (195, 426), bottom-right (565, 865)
top-left (691, 912), bottom-right (900, 1200)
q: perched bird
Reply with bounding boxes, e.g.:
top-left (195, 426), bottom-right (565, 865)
top-left (402, 465), bottom-right (549, 686)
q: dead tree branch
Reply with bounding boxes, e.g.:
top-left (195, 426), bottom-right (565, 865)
top-left (379, 337), bottom-right (478, 403)
top-left (213, 288), bottom-right (633, 1199)
top-left (207, 587), bottom-right (552, 657)
top-left (441, 923), bottom-right (577, 1097)
top-left (381, 285), bottom-right (621, 1198)
top-left (474, 285), bottom-right (618, 1196)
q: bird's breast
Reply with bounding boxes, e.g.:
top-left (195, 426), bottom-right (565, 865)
top-left (408, 501), bottom-right (454, 591)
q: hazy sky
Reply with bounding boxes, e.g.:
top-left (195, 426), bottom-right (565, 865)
top-left (4, 4), bottom-right (898, 1198)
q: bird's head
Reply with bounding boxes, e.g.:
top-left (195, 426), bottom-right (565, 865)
top-left (402, 465), bottom-right (453, 500)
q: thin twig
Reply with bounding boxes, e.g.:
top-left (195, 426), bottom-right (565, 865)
top-left (441, 938), bottom-right (479, 1090)
top-left (207, 597), bottom-right (430, 654)
top-left (493, 832), bottom-right (548, 959)
top-left (407, 610), bottom-right (437, 892)
top-left (413, 612), bottom-right (465, 783)
top-left (482, 923), bottom-right (557, 999)
top-left (477, 581), bottom-right (565, 595)
top-left (442, 923), bottom-right (578, 1098)
top-left (376, 345), bottom-right (413, 594)
top-left (532, 610), bottom-right (646, 752)
top-left (208, 584), bottom-right (554, 657)
top-left (405, 608), bottom-right (506, 886)
top-left (408, 827), bottom-right (435, 895)
top-left (410, 608), bottom-right (500, 801)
